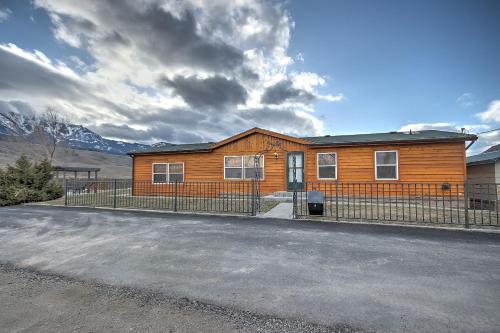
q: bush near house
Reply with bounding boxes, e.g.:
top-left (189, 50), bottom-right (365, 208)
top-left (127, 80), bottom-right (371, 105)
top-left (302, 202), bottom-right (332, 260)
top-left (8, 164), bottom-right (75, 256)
top-left (0, 155), bottom-right (63, 206)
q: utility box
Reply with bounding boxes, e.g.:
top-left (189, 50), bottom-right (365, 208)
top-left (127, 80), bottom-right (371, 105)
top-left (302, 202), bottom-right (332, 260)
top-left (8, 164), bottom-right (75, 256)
top-left (308, 190), bottom-right (324, 215)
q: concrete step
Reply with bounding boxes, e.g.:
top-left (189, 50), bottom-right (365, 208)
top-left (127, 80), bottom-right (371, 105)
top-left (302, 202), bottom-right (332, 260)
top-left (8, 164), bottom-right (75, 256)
top-left (262, 195), bottom-right (293, 202)
top-left (271, 191), bottom-right (295, 197)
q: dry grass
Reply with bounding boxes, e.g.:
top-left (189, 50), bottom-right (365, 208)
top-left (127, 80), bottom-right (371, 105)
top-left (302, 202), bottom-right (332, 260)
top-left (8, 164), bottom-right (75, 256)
top-left (0, 138), bottom-right (132, 178)
top-left (295, 199), bottom-right (500, 228)
top-left (42, 189), bottom-right (280, 215)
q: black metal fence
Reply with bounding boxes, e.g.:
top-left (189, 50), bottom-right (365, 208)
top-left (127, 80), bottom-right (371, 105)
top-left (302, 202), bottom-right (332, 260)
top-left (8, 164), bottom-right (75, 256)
top-left (64, 179), bottom-right (500, 228)
top-left (293, 181), bottom-right (500, 227)
top-left (65, 179), bottom-right (259, 215)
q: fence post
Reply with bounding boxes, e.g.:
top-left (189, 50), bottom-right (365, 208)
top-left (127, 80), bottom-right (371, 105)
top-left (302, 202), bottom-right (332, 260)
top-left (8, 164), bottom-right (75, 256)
top-left (335, 179), bottom-right (339, 221)
top-left (464, 181), bottom-right (469, 229)
top-left (174, 181), bottom-right (178, 212)
top-left (251, 179), bottom-right (256, 216)
top-left (113, 179), bottom-right (117, 209)
top-left (64, 179), bottom-right (68, 206)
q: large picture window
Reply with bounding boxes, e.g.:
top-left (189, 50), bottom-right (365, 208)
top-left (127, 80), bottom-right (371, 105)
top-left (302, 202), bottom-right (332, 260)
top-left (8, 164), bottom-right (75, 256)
top-left (152, 163), bottom-right (184, 183)
top-left (375, 151), bottom-right (398, 180)
top-left (224, 155), bottom-right (264, 180)
top-left (317, 153), bottom-right (337, 179)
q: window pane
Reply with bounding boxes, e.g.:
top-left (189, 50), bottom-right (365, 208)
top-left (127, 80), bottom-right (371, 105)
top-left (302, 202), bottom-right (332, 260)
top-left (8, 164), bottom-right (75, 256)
top-left (376, 151), bottom-right (397, 165)
top-left (153, 164), bottom-right (167, 173)
top-left (244, 155), bottom-right (263, 168)
top-left (153, 174), bottom-right (167, 183)
top-left (169, 174), bottom-right (184, 182)
top-left (377, 166), bottom-right (397, 179)
top-left (288, 153), bottom-right (303, 167)
top-left (318, 166), bottom-right (336, 179)
top-left (169, 163), bottom-right (183, 173)
top-left (225, 168), bottom-right (242, 179)
top-left (318, 153), bottom-right (336, 166)
top-left (244, 167), bottom-right (264, 179)
top-left (288, 168), bottom-right (303, 182)
top-left (225, 156), bottom-right (242, 167)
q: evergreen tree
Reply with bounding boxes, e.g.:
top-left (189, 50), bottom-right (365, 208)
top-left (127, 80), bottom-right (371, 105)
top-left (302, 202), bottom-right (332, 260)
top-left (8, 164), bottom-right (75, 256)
top-left (0, 155), bottom-right (63, 206)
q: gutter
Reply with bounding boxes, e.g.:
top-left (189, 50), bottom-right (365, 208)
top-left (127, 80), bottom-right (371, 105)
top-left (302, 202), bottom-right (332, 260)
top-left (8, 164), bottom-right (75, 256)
top-left (307, 136), bottom-right (478, 148)
top-left (128, 148), bottom-right (212, 156)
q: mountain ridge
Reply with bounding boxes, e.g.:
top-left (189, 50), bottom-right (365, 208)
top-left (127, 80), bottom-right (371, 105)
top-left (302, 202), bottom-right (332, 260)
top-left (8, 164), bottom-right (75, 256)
top-left (0, 110), bottom-right (172, 155)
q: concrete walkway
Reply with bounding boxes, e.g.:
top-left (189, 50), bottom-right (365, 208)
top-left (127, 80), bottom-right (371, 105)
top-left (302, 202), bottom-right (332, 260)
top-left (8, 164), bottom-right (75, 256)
top-left (258, 202), bottom-right (293, 219)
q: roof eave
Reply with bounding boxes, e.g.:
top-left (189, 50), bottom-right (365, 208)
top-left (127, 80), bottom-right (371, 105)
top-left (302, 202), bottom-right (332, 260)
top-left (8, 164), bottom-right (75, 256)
top-left (467, 159), bottom-right (499, 166)
top-left (128, 148), bottom-right (212, 156)
top-left (306, 136), bottom-right (477, 147)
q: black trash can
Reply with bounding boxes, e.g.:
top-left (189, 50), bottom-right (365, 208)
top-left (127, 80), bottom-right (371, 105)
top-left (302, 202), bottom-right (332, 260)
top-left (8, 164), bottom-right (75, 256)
top-left (308, 190), bottom-right (324, 215)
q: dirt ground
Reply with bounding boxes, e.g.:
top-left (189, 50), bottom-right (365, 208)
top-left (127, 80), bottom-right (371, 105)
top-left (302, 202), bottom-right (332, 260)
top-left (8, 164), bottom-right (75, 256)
top-left (0, 263), bottom-right (356, 333)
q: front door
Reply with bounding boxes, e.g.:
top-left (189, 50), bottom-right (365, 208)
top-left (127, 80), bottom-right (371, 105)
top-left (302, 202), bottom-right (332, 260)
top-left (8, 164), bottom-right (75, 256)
top-left (286, 152), bottom-right (304, 190)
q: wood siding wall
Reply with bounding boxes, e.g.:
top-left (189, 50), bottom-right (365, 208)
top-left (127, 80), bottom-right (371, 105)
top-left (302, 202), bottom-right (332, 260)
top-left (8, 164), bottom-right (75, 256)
top-left (133, 133), bottom-right (467, 195)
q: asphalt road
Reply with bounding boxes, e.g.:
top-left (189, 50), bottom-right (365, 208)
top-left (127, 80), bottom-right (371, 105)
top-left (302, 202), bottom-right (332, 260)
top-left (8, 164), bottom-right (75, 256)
top-left (0, 205), bottom-right (499, 333)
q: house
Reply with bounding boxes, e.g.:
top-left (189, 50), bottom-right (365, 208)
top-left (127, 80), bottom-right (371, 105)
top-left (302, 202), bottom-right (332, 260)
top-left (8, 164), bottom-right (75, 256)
top-left (128, 127), bottom-right (476, 195)
top-left (466, 148), bottom-right (500, 209)
top-left (467, 149), bottom-right (500, 183)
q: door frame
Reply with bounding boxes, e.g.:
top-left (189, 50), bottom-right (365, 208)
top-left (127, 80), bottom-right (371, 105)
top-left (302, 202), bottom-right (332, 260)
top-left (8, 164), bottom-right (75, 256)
top-left (286, 151), bottom-right (305, 191)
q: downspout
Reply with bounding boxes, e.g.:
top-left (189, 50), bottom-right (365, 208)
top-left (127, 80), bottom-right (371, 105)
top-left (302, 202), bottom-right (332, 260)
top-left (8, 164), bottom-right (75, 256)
top-left (465, 139), bottom-right (477, 151)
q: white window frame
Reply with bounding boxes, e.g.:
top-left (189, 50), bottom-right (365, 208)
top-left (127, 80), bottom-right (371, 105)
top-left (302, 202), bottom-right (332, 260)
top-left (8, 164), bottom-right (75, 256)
top-left (374, 150), bottom-right (398, 180)
top-left (151, 162), bottom-right (184, 184)
top-left (224, 155), bottom-right (265, 180)
top-left (317, 152), bottom-right (337, 180)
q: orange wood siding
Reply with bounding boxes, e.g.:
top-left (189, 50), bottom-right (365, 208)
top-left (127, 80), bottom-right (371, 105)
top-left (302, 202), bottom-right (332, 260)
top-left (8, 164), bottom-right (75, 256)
top-left (133, 133), bottom-right (467, 195)
top-left (306, 142), bottom-right (467, 183)
top-left (133, 133), bottom-right (307, 195)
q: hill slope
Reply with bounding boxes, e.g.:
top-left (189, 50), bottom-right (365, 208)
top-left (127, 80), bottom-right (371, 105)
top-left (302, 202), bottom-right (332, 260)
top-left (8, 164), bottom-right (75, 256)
top-left (0, 110), bottom-right (152, 155)
top-left (0, 139), bottom-right (132, 179)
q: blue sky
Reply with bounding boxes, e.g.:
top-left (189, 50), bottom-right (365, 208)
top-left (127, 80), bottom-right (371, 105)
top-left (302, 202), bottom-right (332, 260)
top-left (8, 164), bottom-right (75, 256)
top-left (287, 0), bottom-right (500, 134)
top-left (0, 0), bottom-right (499, 153)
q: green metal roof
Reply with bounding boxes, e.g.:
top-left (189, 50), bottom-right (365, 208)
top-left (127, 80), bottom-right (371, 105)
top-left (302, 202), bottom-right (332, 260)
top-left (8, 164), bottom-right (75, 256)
top-left (129, 130), bottom-right (476, 155)
top-left (130, 142), bottom-right (212, 154)
top-left (303, 130), bottom-right (476, 145)
top-left (467, 150), bottom-right (500, 166)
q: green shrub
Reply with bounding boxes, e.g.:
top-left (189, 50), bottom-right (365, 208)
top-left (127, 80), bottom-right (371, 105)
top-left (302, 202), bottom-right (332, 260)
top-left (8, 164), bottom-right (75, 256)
top-left (0, 155), bottom-right (63, 206)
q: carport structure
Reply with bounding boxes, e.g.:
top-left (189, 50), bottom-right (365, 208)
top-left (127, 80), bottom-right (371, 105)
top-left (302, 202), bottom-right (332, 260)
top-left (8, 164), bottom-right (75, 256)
top-left (54, 166), bottom-right (100, 181)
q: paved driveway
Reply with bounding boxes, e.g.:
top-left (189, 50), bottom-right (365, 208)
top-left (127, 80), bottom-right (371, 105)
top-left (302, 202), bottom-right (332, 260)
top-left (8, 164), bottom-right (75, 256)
top-left (0, 205), bottom-right (499, 333)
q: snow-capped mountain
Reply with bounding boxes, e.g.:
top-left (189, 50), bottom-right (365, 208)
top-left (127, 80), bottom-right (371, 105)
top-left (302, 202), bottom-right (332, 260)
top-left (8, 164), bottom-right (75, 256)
top-left (0, 110), bottom-right (153, 155)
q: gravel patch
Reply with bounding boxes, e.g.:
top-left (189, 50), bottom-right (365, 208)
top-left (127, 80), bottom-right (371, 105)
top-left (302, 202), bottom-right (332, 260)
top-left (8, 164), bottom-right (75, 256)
top-left (0, 263), bottom-right (361, 333)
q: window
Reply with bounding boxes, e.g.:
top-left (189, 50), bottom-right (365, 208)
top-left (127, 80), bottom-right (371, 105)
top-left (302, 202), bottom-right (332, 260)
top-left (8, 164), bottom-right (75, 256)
top-left (224, 155), bottom-right (264, 180)
top-left (224, 157), bottom-right (242, 179)
top-left (317, 153), bottom-right (337, 179)
top-left (375, 151), bottom-right (398, 180)
top-left (152, 163), bottom-right (184, 183)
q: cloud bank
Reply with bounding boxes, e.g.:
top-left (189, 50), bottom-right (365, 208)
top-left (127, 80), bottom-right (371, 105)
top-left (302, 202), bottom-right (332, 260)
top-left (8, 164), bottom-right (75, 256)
top-left (0, 0), bottom-right (343, 144)
top-left (400, 99), bottom-right (500, 155)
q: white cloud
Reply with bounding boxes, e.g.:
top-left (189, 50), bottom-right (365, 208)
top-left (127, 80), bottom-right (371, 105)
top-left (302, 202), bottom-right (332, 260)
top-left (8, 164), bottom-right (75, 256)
top-left (398, 122), bottom-right (496, 155)
top-left (0, 0), bottom-right (343, 143)
top-left (399, 122), bottom-right (489, 134)
top-left (0, 8), bottom-right (12, 22)
top-left (477, 100), bottom-right (500, 122)
top-left (456, 92), bottom-right (476, 108)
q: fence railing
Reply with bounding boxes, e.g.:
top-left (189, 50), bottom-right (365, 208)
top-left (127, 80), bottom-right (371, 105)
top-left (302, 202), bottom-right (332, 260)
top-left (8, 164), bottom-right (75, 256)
top-left (294, 181), bottom-right (500, 227)
top-left (64, 179), bottom-right (259, 215)
top-left (64, 179), bottom-right (500, 228)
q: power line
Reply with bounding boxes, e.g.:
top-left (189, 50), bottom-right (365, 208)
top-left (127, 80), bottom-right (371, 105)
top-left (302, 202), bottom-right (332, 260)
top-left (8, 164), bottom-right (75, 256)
top-left (476, 128), bottom-right (500, 135)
